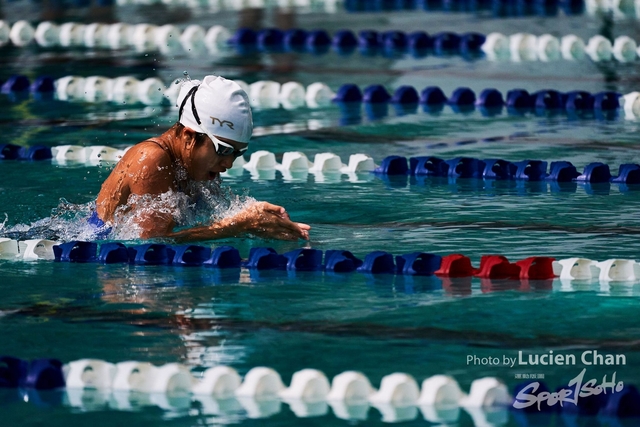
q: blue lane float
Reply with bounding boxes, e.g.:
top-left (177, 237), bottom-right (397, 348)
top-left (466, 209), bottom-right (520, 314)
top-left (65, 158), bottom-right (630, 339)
top-left (410, 156), bottom-right (448, 176)
top-left (565, 91), bottom-right (594, 110)
top-left (600, 385), bottom-right (640, 417)
top-left (0, 143), bottom-right (22, 160)
top-left (204, 245), bottom-right (241, 268)
top-left (514, 160), bottom-right (548, 181)
top-left (547, 161), bottom-right (580, 181)
top-left (534, 89), bottom-right (564, 109)
top-left (611, 164), bottom-right (640, 184)
top-left (0, 356), bottom-right (28, 388)
top-left (506, 89), bottom-right (533, 109)
top-left (448, 87), bottom-right (476, 106)
top-left (1, 75), bottom-right (30, 94)
top-left (257, 28), bottom-right (284, 49)
top-left (374, 155), bottom-right (410, 175)
top-left (357, 251), bottom-right (396, 274)
top-left (324, 250), bottom-right (363, 273)
top-left (363, 84), bottom-right (391, 103)
top-left (476, 88), bottom-right (504, 108)
top-left (18, 145), bottom-right (53, 161)
top-left (445, 157), bottom-right (485, 178)
top-left (402, 156), bottom-right (639, 184)
top-left (392, 86), bottom-right (419, 104)
top-left (333, 29), bottom-right (358, 49)
top-left (420, 86), bottom-right (448, 106)
top-left (395, 252), bottom-right (442, 275)
top-left (172, 245), bottom-right (212, 266)
top-left (98, 242), bottom-right (129, 264)
top-left (53, 241), bottom-right (97, 263)
top-left (483, 159), bottom-right (517, 179)
top-left (575, 162), bottom-right (612, 183)
top-left (284, 29), bottom-right (307, 50)
top-left (333, 83), bottom-right (363, 102)
top-left (1, 357), bottom-right (64, 390)
top-left (342, 0), bottom-right (581, 18)
top-left (306, 29), bottom-right (332, 51)
top-left (408, 31), bottom-right (431, 50)
top-left (282, 248), bottom-right (323, 271)
top-left (242, 247), bottom-right (287, 270)
top-left (433, 32), bottom-right (461, 52)
top-left (127, 244), bottom-right (176, 265)
top-left (0, 357), bottom-right (65, 390)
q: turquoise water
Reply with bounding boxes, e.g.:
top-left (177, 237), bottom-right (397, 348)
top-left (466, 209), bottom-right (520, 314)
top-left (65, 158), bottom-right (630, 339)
top-left (2, 3), bottom-right (640, 426)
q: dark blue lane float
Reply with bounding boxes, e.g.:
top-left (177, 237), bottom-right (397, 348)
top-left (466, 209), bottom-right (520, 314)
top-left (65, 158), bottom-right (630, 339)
top-left (374, 155), bottom-right (410, 175)
top-left (223, 22), bottom-right (574, 56)
top-left (363, 84), bottom-right (391, 103)
top-left (242, 247), bottom-right (287, 270)
top-left (53, 241), bottom-right (97, 263)
top-left (0, 76), bottom-right (626, 122)
top-left (445, 157), bottom-right (486, 178)
top-left (284, 29), bottom-right (308, 51)
top-left (575, 162), bottom-right (612, 183)
top-left (0, 144), bottom-right (53, 161)
top-left (405, 156), bottom-right (640, 184)
top-left (172, 245), bottom-right (212, 266)
top-left (99, 242), bottom-right (129, 263)
top-left (204, 246), bottom-right (241, 268)
top-left (612, 164), bottom-right (640, 184)
top-left (357, 251), bottom-right (396, 274)
top-left (396, 252), bottom-right (442, 275)
top-left (0, 143), bottom-right (23, 160)
top-left (282, 248), bottom-right (323, 271)
top-left (483, 159), bottom-right (517, 179)
top-left (128, 244), bottom-right (176, 265)
top-left (0, 357), bottom-right (65, 390)
top-left (324, 250), bottom-right (363, 273)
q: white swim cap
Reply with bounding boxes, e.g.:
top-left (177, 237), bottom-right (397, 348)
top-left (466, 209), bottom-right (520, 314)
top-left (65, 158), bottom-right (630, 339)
top-left (177, 75), bottom-right (253, 143)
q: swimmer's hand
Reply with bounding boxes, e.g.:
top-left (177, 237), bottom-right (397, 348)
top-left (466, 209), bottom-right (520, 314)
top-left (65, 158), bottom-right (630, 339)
top-left (228, 201), bottom-right (310, 241)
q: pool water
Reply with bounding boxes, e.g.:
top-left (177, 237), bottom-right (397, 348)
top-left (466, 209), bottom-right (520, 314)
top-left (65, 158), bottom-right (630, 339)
top-left (1, 2), bottom-right (640, 426)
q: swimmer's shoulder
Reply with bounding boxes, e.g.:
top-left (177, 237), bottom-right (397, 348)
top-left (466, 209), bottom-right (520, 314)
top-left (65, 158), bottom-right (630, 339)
top-left (121, 138), bottom-right (174, 169)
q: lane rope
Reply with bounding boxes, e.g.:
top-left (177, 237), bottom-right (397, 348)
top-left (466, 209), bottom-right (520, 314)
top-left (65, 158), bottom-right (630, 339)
top-left (3, 354), bottom-right (606, 423)
top-left (2, 240), bottom-right (640, 283)
top-left (3, 19), bottom-right (639, 63)
top-left (3, 142), bottom-right (640, 189)
top-left (4, 75), bottom-right (640, 123)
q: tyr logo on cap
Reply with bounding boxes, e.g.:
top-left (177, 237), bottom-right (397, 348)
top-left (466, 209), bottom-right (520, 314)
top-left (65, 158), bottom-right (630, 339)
top-left (210, 116), bottom-right (234, 130)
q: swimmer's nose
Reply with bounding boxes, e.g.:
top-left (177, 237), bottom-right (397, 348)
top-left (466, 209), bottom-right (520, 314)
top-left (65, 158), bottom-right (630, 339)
top-left (220, 156), bottom-right (235, 169)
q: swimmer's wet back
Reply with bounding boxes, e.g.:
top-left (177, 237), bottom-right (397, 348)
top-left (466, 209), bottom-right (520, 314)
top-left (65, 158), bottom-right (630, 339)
top-left (0, 2), bottom-right (639, 427)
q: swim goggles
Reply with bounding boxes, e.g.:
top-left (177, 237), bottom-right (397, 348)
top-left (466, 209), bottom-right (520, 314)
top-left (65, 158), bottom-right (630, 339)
top-left (178, 85), bottom-right (248, 159)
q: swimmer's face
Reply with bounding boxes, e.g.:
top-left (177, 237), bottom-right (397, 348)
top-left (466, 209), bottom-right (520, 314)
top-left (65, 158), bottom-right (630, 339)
top-left (190, 134), bottom-right (248, 181)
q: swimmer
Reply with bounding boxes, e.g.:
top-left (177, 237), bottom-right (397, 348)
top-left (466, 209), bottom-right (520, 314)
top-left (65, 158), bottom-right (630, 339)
top-left (95, 75), bottom-right (310, 242)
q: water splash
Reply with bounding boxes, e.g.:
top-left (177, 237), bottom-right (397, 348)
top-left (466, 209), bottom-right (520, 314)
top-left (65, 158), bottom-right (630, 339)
top-left (171, 70), bottom-right (192, 87)
top-left (0, 179), bottom-right (256, 243)
top-left (0, 199), bottom-right (101, 242)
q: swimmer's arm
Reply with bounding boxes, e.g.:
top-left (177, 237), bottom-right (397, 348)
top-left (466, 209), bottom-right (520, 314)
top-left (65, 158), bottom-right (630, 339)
top-left (165, 202), bottom-right (311, 242)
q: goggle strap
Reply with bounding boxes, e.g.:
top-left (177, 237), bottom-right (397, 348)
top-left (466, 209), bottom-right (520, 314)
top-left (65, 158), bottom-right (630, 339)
top-left (178, 85), bottom-right (200, 125)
